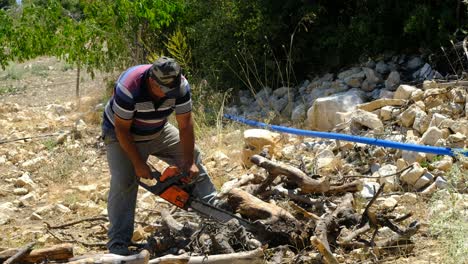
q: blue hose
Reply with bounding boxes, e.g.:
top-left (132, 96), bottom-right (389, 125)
top-left (223, 114), bottom-right (468, 157)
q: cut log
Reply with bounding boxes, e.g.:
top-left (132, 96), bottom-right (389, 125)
top-left (161, 209), bottom-right (197, 236)
top-left (227, 188), bottom-right (297, 225)
top-left (148, 248), bottom-right (264, 264)
top-left (3, 242), bottom-right (35, 264)
top-left (250, 155), bottom-right (330, 193)
top-left (67, 249), bottom-right (149, 264)
top-left (0, 243), bottom-right (73, 264)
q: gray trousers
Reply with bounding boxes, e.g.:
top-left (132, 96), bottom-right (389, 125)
top-left (103, 123), bottom-right (217, 250)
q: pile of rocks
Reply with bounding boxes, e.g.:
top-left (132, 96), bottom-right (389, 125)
top-left (226, 55), bottom-right (445, 124)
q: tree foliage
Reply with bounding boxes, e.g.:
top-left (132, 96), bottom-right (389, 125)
top-left (0, 0), bottom-right (466, 89)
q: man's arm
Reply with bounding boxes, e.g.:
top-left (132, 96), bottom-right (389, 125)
top-left (114, 115), bottom-right (151, 179)
top-left (175, 111), bottom-right (198, 177)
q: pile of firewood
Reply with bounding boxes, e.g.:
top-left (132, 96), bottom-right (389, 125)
top-left (0, 154), bottom-right (420, 264)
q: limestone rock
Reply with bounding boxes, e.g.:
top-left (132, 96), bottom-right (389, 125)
top-left (377, 164), bottom-right (398, 191)
top-left (394, 85), bottom-right (418, 100)
top-left (385, 71), bottom-right (400, 91)
top-left (357, 98), bottom-right (406, 112)
top-left (361, 181), bottom-right (380, 199)
top-left (414, 171), bottom-right (434, 190)
top-left (242, 129), bottom-right (281, 167)
top-left (420, 127), bottom-right (443, 146)
top-left (400, 163), bottom-right (426, 185)
top-left (315, 149), bottom-right (341, 175)
top-left (350, 109), bottom-right (384, 133)
top-left (306, 89), bottom-right (365, 131)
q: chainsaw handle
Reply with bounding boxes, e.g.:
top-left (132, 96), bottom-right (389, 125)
top-left (137, 170), bottom-right (190, 196)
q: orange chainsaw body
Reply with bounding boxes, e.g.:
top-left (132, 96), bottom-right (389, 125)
top-left (158, 166), bottom-right (190, 208)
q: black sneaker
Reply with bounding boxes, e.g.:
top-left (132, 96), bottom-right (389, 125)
top-left (109, 243), bottom-right (136, 256)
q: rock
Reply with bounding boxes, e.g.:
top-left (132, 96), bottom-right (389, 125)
top-left (76, 184), bottom-right (98, 193)
top-left (344, 71), bottom-right (365, 88)
top-left (0, 202), bottom-right (15, 225)
top-left (376, 197), bottom-right (398, 209)
top-left (406, 57), bottom-right (424, 70)
top-left (446, 133), bottom-right (466, 148)
top-left (307, 89), bottom-right (365, 131)
top-left (400, 163), bottom-right (426, 185)
top-left (375, 61), bottom-right (390, 75)
top-left (421, 176), bottom-right (448, 195)
top-left (429, 113), bottom-right (449, 128)
top-left (412, 110), bottom-right (430, 134)
top-left (394, 85), bottom-right (418, 100)
top-left (420, 127), bottom-right (443, 146)
top-left (55, 203), bottom-right (72, 213)
top-left (410, 89), bottom-right (424, 101)
top-left (447, 86), bottom-right (467, 103)
top-left (291, 104), bottom-right (306, 121)
top-left (430, 156), bottom-right (453, 171)
top-left (377, 164), bottom-right (398, 191)
top-left (34, 205), bottom-right (54, 216)
top-left (30, 213), bottom-right (43, 220)
top-left (414, 171), bottom-right (434, 190)
top-left (350, 110), bottom-right (384, 132)
top-left (449, 120), bottom-right (468, 136)
top-left (398, 192), bottom-right (418, 204)
top-left (380, 106), bottom-right (399, 121)
top-left (315, 149), bottom-right (341, 175)
top-left (399, 105), bottom-right (424, 127)
top-left (337, 67), bottom-right (361, 79)
top-left (361, 181), bottom-right (380, 199)
top-left (385, 71), bottom-right (400, 91)
top-left (13, 188), bottom-right (29, 195)
top-left (357, 98), bottom-right (406, 112)
top-left (242, 129), bottom-right (281, 167)
top-left (422, 80), bottom-right (438, 90)
top-left (21, 156), bottom-right (47, 171)
top-left (132, 226), bottom-right (146, 242)
top-left (15, 172), bottom-right (36, 191)
top-left (281, 145), bottom-right (296, 160)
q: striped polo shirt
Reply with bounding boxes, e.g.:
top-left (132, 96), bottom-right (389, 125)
top-left (102, 64), bottom-right (192, 141)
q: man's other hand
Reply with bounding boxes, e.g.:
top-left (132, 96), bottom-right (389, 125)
top-left (135, 163), bottom-right (152, 179)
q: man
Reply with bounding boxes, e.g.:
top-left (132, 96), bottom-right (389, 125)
top-left (101, 56), bottom-right (217, 255)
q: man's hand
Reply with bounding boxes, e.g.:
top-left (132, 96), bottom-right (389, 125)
top-left (134, 162), bottom-right (152, 179)
top-left (181, 163), bottom-right (199, 184)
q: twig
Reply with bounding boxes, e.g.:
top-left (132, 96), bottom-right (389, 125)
top-left (0, 133), bottom-right (61, 145)
top-left (45, 216), bottom-right (107, 229)
top-left (3, 242), bottom-right (35, 264)
top-left (394, 212), bottom-right (413, 223)
top-left (358, 183), bottom-right (385, 228)
top-left (343, 164), bottom-right (414, 179)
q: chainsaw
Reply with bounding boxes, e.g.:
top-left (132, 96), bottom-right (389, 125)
top-left (137, 166), bottom-right (256, 230)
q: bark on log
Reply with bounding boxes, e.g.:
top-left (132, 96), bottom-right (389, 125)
top-left (3, 242), bottom-right (35, 264)
top-left (325, 181), bottom-right (362, 195)
top-left (148, 248), bottom-right (264, 264)
top-left (261, 185), bottom-right (323, 207)
top-left (250, 155), bottom-right (330, 193)
top-left (67, 249), bottom-right (149, 264)
top-left (227, 188), bottom-right (297, 224)
top-left (161, 209), bottom-right (197, 236)
top-left (337, 223), bottom-right (371, 248)
top-left (0, 243), bottom-right (73, 264)
top-left (314, 193), bottom-right (354, 254)
top-left (310, 236), bottom-right (339, 264)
